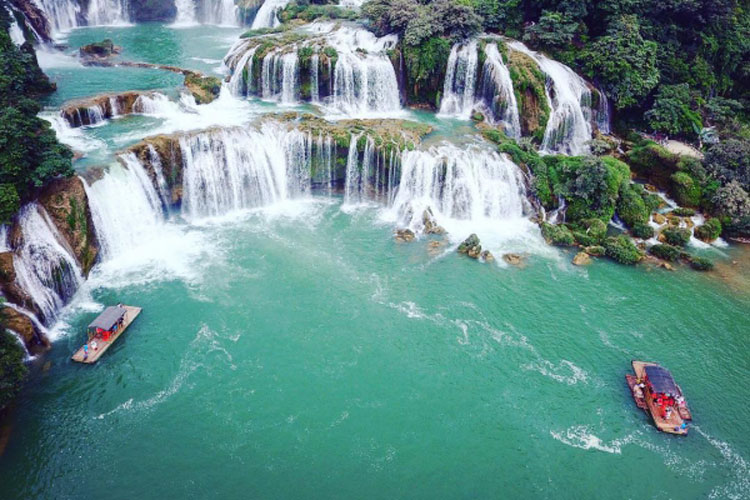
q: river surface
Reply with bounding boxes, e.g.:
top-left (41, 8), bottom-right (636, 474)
top-left (1, 24), bottom-right (749, 499)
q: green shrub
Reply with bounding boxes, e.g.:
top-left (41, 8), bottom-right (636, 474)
top-left (541, 222), bottom-right (575, 246)
top-left (585, 245), bottom-right (606, 256)
top-left (604, 235), bottom-right (642, 265)
top-left (661, 227), bottom-right (691, 246)
top-left (631, 222), bottom-right (655, 239)
top-left (617, 181), bottom-right (649, 227)
top-left (670, 171), bottom-right (702, 208)
top-left (694, 218), bottom-right (722, 241)
top-left (671, 207), bottom-right (696, 216)
top-left (648, 243), bottom-right (680, 261)
top-left (0, 328), bottom-right (27, 411)
top-left (689, 256), bottom-right (714, 271)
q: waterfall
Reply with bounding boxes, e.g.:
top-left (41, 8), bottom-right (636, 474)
top-left (7, 8), bottom-right (26, 45)
top-left (228, 46), bottom-right (257, 97)
top-left (86, 105), bottom-right (105, 125)
top-left (595, 88), bottom-right (611, 134)
top-left (313, 133), bottom-right (334, 193)
top-left (261, 49), bottom-right (298, 104)
top-left (508, 41), bottom-right (593, 155)
top-left (331, 52), bottom-right (400, 116)
top-left (310, 51), bottom-right (320, 103)
top-left (31, 0), bottom-right (80, 36)
top-left (133, 93), bottom-right (173, 114)
top-left (86, 0), bottom-right (131, 26)
top-left (343, 135), bottom-right (374, 205)
top-left (477, 43), bottom-right (521, 139)
top-left (84, 158), bottom-right (167, 259)
top-left (12, 204), bottom-right (83, 324)
top-left (200, 0), bottom-right (238, 26)
top-left (389, 143), bottom-right (528, 231)
top-left (439, 42), bottom-right (479, 119)
top-left (327, 26), bottom-right (400, 116)
top-left (146, 145), bottom-right (173, 210)
top-left (251, 0), bottom-right (290, 29)
top-left (178, 125), bottom-right (311, 219)
top-left (173, 0), bottom-right (197, 26)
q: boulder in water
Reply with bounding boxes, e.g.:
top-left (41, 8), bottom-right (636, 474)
top-left (458, 234), bottom-right (482, 258)
top-left (184, 72), bottom-right (222, 104)
top-left (394, 229), bottom-right (416, 242)
top-left (79, 39), bottom-right (122, 65)
top-left (584, 245), bottom-right (605, 257)
top-left (481, 250), bottom-right (495, 262)
top-left (653, 213), bottom-right (666, 225)
top-left (572, 252), bottom-right (591, 266)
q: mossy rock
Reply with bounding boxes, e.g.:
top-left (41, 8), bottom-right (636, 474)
top-left (694, 218), bottom-right (722, 242)
top-left (541, 222), bottom-right (575, 246)
top-left (661, 227), bottom-right (691, 247)
top-left (631, 222), bottom-right (655, 239)
top-left (648, 243), bottom-right (681, 262)
top-left (507, 51), bottom-right (549, 141)
top-left (184, 72), bottom-right (221, 104)
top-left (688, 256), bottom-right (714, 271)
top-left (604, 235), bottom-right (643, 265)
top-left (670, 171), bottom-right (702, 208)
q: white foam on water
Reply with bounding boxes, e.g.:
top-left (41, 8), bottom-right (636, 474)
top-left (251, 0), bottom-right (290, 29)
top-left (550, 425), bottom-right (634, 454)
top-left (36, 48), bottom-right (83, 69)
top-left (522, 358), bottom-right (589, 385)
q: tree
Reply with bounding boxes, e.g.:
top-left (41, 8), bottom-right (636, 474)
top-left (523, 10), bottom-right (579, 50)
top-left (582, 15), bottom-right (659, 110)
top-left (644, 84), bottom-right (703, 138)
top-left (704, 139), bottom-right (750, 191)
top-left (430, 0), bottom-right (483, 42)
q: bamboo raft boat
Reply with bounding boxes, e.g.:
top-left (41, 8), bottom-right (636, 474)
top-left (627, 360), bottom-right (692, 435)
top-left (72, 305), bottom-right (141, 364)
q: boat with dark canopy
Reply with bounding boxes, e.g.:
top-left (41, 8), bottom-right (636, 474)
top-left (71, 305), bottom-right (142, 364)
top-left (626, 360), bottom-right (692, 435)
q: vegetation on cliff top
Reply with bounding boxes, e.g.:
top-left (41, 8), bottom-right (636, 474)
top-left (0, 5), bottom-right (73, 223)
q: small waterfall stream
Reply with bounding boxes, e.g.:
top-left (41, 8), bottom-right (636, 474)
top-left (508, 41), bottom-right (593, 155)
top-left (12, 204), bottom-right (83, 324)
top-left (477, 43), bottom-right (521, 139)
top-left (86, 0), bottom-right (131, 26)
top-left (439, 42), bottom-right (479, 119)
top-left (32, 0), bottom-right (80, 36)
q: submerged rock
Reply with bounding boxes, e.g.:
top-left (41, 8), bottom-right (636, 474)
top-left (572, 252), bottom-right (591, 266)
top-left (481, 250), bottom-right (495, 262)
top-left (502, 253), bottom-right (525, 266)
top-left (394, 229), bottom-right (415, 242)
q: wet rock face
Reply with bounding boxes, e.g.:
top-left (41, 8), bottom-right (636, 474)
top-left (60, 92), bottom-right (151, 127)
top-left (10, 0), bottom-right (52, 43)
top-left (1, 306), bottom-right (48, 352)
top-left (38, 177), bottom-right (99, 276)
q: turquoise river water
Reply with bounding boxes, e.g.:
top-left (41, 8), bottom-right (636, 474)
top-left (0, 24), bottom-right (748, 499)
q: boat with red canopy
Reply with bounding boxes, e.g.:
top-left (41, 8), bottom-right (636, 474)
top-left (626, 360), bottom-right (692, 435)
top-left (71, 304), bottom-right (141, 364)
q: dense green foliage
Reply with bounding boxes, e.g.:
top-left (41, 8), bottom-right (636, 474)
top-left (0, 6), bottom-right (73, 223)
top-left (695, 218), bottom-right (723, 241)
top-left (649, 243), bottom-right (681, 262)
top-left (0, 322), bottom-right (27, 411)
top-left (661, 227), bottom-right (691, 247)
top-left (540, 222), bottom-right (574, 246)
top-left (604, 235), bottom-right (642, 265)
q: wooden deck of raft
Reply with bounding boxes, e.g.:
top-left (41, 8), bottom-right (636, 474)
top-left (71, 306), bottom-right (141, 364)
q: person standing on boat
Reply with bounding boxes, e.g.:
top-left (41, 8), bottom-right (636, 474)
top-left (83, 343), bottom-right (89, 361)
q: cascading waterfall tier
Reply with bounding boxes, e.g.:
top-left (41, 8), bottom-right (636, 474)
top-left (477, 43), bottom-right (521, 139)
top-left (224, 25), bottom-right (401, 116)
top-left (12, 204), bottom-right (83, 324)
top-left (439, 41), bottom-right (479, 119)
top-left (177, 125), bottom-right (312, 218)
top-left (31, 0), bottom-right (80, 36)
top-left (389, 143), bottom-right (529, 232)
top-left (173, 0), bottom-right (239, 26)
top-left (86, 0), bottom-right (130, 26)
top-left (508, 41), bottom-right (593, 155)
